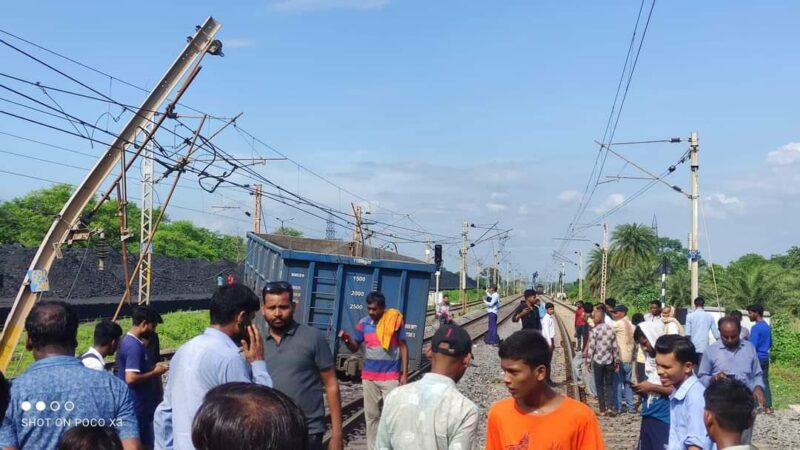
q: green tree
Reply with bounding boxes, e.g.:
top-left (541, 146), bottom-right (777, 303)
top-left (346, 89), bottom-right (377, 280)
top-left (0, 184), bottom-right (143, 249)
top-left (715, 261), bottom-right (788, 309)
top-left (667, 268), bottom-right (691, 308)
top-left (609, 259), bottom-right (658, 307)
top-left (610, 223), bottom-right (657, 270)
top-left (274, 226), bottom-right (303, 237)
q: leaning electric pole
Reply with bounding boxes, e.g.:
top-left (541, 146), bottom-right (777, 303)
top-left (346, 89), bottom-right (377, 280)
top-left (689, 131), bottom-right (700, 301)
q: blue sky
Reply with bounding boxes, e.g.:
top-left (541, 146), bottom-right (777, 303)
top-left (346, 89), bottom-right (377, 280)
top-left (2, 1), bottom-right (799, 283)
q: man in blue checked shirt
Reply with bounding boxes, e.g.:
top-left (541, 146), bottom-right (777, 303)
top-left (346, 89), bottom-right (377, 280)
top-left (0, 301), bottom-right (139, 450)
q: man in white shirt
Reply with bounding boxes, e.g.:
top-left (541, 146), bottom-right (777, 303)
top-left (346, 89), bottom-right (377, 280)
top-left (542, 302), bottom-right (556, 384)
top-left (80, 319), bottom-right (123, 371)
top-left (376, 323), bottom-right (478, 450)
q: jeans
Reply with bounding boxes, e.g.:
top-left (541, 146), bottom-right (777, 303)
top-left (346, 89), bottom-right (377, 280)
top-left (485, 312), bottom-right (499, 344)
top-left (614, 362), bottom-right (635, 412)
top-left (760, 359), bottom-right (773, 408)
top-left (575, 325), bottom-right (587, 351)
top-left (593, 362), bottom-right (615, 412)
top-left (637, 416), bottom-right (670, 450)
top-left (308, 433), bottom-right (324, 450)
top-left (363, 379), bottom-right (400, 450)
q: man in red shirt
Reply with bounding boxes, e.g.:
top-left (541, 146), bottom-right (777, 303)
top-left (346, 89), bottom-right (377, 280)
top-left (575, 300), bottom-right (587, 352)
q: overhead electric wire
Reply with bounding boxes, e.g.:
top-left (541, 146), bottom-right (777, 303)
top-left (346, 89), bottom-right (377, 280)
top-left (556, 0), bottom-right (658, 257)
top-left (0, 30), bottom-right (450, 244)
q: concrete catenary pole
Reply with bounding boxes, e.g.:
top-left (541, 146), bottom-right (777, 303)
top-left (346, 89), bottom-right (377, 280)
top-left (575, 250), bottom-right (583, 302)
top-left (600, 222), bottom-right (609, 302)
top-left (689, 131), bottom-right (700, 301)
top-left (460, 221), bottom-right (469, 313)
top-left (253, 184), bottom-right (262, 233)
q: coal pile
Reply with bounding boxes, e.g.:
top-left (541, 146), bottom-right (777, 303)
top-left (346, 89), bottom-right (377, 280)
top-left (0, 245), bottom-right (242, 318)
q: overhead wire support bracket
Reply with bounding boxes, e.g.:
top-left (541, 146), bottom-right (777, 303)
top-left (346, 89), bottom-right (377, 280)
top-left (0, 17), bottom-right (224, 372)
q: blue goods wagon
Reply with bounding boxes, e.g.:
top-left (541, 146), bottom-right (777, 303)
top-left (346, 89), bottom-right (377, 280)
top-left (243, 233), bottom-right (436, 376)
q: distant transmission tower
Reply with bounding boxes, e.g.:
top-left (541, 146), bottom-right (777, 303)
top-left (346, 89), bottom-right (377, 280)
top-left (326, 214), bottom-right (336, 240)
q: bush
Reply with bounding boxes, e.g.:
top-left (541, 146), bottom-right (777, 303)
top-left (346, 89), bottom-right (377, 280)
top-left (771, 315), bottom-right (800, 366)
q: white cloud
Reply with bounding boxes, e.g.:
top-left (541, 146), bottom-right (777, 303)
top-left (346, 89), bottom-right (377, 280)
top-left (224, 38), bottom-right (257, 49)
top-left (592, 193), bottom-right (625, 214)
top-left (702, 193), bottom-right (745, 219)
top-left (269, 0), bottom-right (391, 12)
top-left (518, 205), bottom-right (529, 215)
top-left (767, 142), bottom-right (800, 166)
top-left (486, 202), bottom-right (508, 212)
top-left (557, 190), bottom-right (579, 203)
top-left (491, 192), bottom-right (509, 200)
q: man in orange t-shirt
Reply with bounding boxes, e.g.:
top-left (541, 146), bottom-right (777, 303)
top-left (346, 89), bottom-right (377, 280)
top-left (486, 329), bottom-right (604, 450)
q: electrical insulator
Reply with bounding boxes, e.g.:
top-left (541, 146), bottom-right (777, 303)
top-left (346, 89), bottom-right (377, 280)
top-left (96, 233), bottom-right (108, 272)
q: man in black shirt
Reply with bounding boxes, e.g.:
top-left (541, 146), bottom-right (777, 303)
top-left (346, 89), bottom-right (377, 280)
top-left (512, 289), bottom-right (542, 331)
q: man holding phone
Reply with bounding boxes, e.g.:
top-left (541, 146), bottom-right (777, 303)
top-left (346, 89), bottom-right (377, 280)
top-left (696, 316), bottom-right (766, 445)
top-left (154, 283), bottom-right (273, 450)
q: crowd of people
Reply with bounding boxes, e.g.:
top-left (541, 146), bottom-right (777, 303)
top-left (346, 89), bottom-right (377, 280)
top-left (570, 295), bottom-right (773, 450)
top-left (0, 280), bottom-right (774, 450)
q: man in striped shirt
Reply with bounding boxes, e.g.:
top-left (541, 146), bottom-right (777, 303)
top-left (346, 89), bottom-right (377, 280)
top-left (340, 292), bottom-right (408, 450)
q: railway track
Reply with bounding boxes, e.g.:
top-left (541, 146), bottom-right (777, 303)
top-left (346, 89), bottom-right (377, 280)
top-left (327, 295), bottom-right (522, 447)
top-left (424, 297), bottom-right (486, 318)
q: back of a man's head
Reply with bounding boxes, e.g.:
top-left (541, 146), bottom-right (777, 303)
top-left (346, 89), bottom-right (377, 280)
top-left (704, 378), bottom-right (755, 436)
top-left (25, 301), bottom-right (79, 351)
top-left (694, 296), bottom-right (705, 308)
top-left (209, 283), bottom-right (260, 325)
top-left (58, 425), bottom-right (122, 450)
top-left (192, 382), bottom-right (308, 450)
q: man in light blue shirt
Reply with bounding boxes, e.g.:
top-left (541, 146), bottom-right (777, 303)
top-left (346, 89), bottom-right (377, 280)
top-left (697, 317), bottom-right (766, 445)
top-left (684, 297), bottom-right (719, 370)
top-left (483, 286), bottom-right (500, 345)
top-left (655, 334), bottom-right (712, 450)
top-left (154, 284), bottom-right (272, 450)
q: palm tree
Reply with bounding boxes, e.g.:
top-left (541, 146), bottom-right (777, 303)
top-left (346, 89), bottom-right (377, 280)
top-left (610, 223), bottom-right (657, 270)
top-left (667, 269), bottom-right (691, 308)
top-left (716, 263), bottom-right (788, 310)
top-left (610, 260), bottom-right (658, 302)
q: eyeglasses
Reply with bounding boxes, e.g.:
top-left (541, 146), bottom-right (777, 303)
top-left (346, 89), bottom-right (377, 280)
top-left (264, 281), bottom-right (293, 292)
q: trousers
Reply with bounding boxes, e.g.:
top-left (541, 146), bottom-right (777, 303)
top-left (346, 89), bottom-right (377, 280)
top-left (760, 358), bottom-right (773, 407)
top-left (363, 379), bottom-right (400, 450)
top-left (614, 362), bottom-right (635, 412)
top-left (485, 312), bottom-right (499, 344)
top-left (593, 362), bottom-right (615, 412)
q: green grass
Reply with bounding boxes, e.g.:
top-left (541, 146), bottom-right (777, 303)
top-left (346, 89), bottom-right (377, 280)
top-left (770, 362), bottom-right (800, 409)
top-left (6, 310), bottom-right (209, 378)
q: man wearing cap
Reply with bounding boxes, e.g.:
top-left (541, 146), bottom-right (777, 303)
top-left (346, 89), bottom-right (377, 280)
top-left (376, 324), bottom-right (479, 450)
top-left (611, 304), bottom-right (636, 414)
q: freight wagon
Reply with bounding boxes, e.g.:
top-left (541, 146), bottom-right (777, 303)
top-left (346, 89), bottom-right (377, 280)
top-left (243, 233), bottom-right (435, 377)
